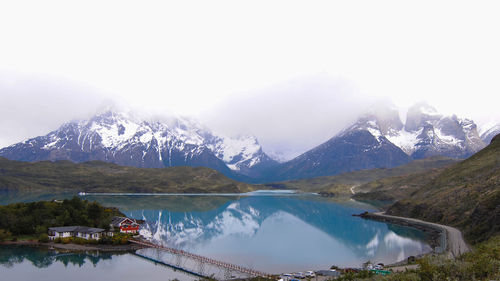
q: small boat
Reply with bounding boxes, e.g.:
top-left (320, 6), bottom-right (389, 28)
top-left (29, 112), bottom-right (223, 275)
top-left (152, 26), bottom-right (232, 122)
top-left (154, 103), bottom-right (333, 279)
top-left (78, 192), bottom-right (86, 196)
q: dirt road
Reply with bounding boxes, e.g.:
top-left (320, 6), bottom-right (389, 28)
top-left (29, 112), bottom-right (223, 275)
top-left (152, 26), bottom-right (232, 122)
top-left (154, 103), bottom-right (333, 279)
top-left (372, 212), bottom-right (471, 258)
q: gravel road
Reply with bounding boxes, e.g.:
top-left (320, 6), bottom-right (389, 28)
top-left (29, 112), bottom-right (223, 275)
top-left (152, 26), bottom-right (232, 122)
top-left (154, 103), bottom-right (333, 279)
top-left (374, 212), bottom-right (471, 257)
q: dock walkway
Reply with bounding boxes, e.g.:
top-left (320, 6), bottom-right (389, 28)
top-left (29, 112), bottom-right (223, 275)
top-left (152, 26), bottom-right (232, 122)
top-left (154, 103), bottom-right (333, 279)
top-left (129, 239), bottom-right (271, 278)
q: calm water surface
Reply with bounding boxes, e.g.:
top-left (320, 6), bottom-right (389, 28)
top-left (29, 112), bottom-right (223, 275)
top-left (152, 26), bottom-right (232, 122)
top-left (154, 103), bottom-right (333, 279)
top-left (1, 191), bottom-right (432, 279)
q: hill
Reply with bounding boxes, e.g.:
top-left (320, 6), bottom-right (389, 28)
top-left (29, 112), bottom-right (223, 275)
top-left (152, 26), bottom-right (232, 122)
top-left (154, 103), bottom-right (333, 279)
top-left (382, 134), bottom-right (500, 243)
top-left (0, 157), bottom-right (255, 194)
top-left (268, 156), bottom-right (458, 196)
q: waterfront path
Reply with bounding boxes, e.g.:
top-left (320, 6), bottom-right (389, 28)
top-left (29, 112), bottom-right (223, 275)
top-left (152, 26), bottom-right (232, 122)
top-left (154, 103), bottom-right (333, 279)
top-left (364, 212), bottom-right (471, 258)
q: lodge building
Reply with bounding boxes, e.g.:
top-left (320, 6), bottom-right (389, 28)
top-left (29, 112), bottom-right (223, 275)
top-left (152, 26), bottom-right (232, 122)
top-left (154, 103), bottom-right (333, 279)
top-left (48, 226), bottom-right (109, 240)
top-left (110, 216), bottom-right (140, 234)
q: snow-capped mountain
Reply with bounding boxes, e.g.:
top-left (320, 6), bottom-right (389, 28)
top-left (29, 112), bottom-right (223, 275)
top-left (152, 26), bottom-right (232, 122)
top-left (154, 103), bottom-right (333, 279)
top-left (266, 109), bottom-right (412, 181)
top-left (480, 122), bottom-right (500, 144)
top-left (385, 103), bottom-right (485, 159)
top-left (0, 103), bottom-right (490, 183)
top-left (0, 110), bottom-right (277, 178)
top-left (264, 103), bottom-right (486, 182)
top-left (207, 134), bottom-right (277, 177)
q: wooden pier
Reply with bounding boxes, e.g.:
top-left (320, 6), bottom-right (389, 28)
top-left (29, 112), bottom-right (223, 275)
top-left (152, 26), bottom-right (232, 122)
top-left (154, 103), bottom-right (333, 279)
top-left (129, 239), bottom-right (270, 278)
top-left (132, 252), bottom-right (208, 279)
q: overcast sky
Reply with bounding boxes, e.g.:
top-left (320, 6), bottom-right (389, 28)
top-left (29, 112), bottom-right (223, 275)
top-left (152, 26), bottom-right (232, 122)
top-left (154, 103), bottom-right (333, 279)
top-left (1, 1), bottom-right (500, 158)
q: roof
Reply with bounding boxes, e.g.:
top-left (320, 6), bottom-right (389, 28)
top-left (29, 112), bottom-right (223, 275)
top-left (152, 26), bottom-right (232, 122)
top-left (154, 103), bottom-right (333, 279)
top-left (111, 216), bottom-right (137, 227)
top-left (49, 226), bottom-right (79, 232)
top-left (316, 270), bottom-right (341, 276)
top-left (49, 226), bottom-right (105, 234)
top-left (76, 226), bottom-right (105, 234)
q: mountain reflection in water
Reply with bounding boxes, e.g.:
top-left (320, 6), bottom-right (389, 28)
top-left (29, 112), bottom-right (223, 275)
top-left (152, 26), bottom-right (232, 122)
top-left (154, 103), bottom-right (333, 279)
top-left (89, 195), bottom-right (432, 272)
top-left (0, 245), bottom-right (115, 269)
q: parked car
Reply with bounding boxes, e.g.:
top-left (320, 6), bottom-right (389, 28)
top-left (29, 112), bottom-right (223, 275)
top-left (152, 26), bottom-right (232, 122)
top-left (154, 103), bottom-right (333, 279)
top-left (293, 272), bottom-right (305, 279)
top-left (305, 271), bottom-right (316, 277)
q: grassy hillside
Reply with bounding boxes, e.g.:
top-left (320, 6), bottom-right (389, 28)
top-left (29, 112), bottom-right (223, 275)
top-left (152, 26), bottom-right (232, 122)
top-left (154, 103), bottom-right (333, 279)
top-left (266, 156), bottom-right (458, 196)
top-left (352, 167), bottom-right (446, 206)
top-left (0, 158), bottom-right (255, 194)
top-left (385, 134), bottom-right (500, 243)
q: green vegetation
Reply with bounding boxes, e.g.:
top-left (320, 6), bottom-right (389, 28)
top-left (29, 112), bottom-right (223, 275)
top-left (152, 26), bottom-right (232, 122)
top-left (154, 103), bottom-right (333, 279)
top-left (385, 135), bottom-right (500, 243)
top-left (0, 197), bottom-right (123, 241)
top-left (352, 167), bottom-right (445, 206)
top-left (266, 156), bottom-right (457, 196)
top-left (339, 235), bottom-right (500, 281)
top-left (0, 157), bottom-right (255, 194)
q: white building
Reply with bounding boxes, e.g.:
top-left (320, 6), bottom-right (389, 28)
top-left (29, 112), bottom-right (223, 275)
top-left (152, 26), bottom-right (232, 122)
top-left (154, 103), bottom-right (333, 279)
top-left (48, 226), bottom-right (107, 240)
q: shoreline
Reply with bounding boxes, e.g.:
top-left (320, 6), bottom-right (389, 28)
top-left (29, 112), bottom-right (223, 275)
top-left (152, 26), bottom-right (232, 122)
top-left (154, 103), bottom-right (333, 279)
top-left (0, 240), bottom-right (148, 252)
top-left (358, 211), bottom-right (471, 258)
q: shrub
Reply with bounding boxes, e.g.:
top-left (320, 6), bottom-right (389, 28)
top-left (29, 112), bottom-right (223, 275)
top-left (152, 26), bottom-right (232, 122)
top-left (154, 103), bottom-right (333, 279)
top-left (111, 233), bottom-right (132, 245)
top-left (61, 237), bottom-right (72, 244)
top-left (99, 236), bottom-right (112, 244)
top-left (38, 233), bottom-right (49, 243)
top-left (54, 237), bottom-right (62, 243)
top-left (73, 237), bottom-right (86, 245)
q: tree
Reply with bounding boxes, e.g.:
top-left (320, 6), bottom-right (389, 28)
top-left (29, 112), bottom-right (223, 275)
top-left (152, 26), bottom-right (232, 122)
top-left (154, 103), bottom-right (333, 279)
top-left (0, 229), bottom-right (12, 241)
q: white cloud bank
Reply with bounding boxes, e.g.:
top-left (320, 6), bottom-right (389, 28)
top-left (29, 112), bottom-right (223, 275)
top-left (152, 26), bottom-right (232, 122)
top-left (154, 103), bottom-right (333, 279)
top-left (1, 0), bottom-right (500, 153)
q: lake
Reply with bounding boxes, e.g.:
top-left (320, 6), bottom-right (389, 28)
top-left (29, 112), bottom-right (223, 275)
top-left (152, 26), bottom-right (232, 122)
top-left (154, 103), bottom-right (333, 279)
top-left (0, 191), bottom-right (432, 279)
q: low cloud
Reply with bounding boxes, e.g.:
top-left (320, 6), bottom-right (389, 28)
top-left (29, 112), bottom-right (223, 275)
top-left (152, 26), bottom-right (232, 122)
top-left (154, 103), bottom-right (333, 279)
top-left (202, 75), bottom-right (376, 160)
top-left (0, 73), bottom-right (109, 147)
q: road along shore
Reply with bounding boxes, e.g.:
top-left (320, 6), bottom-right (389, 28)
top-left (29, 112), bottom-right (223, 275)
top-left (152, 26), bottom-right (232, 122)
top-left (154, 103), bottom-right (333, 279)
top-left (358, 212), bottom-right (471, 258)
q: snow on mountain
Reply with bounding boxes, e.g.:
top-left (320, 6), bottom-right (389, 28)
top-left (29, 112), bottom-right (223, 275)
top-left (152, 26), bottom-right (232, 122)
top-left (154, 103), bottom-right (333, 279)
top-left (385, 129), bottom-right (421, 155)
top-left (480, 122), bottom-right (500, 144)
top-left (208, 135), bottom-right (263, 171)
top-left (259, 102), bottom-right (486, 182)
top-left (264, 148), bottom-right (304, 163)
top-left (0, 110), bottom-right (276, 177)
top-left (354, 102), bottom-right (486, 159)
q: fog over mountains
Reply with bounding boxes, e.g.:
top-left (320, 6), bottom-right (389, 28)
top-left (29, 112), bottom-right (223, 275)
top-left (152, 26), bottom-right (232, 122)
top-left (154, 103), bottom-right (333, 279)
top-left (0, 102), bottom-right (496, 183)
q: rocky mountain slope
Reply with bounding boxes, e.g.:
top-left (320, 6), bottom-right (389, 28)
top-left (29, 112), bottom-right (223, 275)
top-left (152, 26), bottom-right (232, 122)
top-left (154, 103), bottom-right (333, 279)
top-left (267, 127), bottom-right (412, 181)
top-left (393, 103), bottom-right (485, 159)
top-left (265, 103), bottom-right (485, 182)
top-left (0, 104), bottom-right (490, 183)
top-left (0, 111), bottom-right (277, 179)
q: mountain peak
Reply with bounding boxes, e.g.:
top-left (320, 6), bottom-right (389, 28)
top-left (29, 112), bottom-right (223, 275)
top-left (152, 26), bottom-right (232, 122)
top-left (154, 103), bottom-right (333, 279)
top-left (405, 102), bottom-right (442, 132)
top-left (0, 110), bottom-right (277, 179)
top-left (410, 102), bottom-right (440, 115)
top-left (343, 102), bottom-right (403, 138)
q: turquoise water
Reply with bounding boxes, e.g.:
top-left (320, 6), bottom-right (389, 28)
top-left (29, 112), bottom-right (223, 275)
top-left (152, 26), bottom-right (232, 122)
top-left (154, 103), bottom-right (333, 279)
top-left (0, 245), bottom-right (197, 281)
top-left (0, 192), bottom-right (432, 278)
top-left (94, 194), bottom-right (431, 272)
